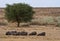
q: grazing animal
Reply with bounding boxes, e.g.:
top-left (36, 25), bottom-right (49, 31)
top-left (6, 31), bottom-right (11, 35)
top-left (29, 31), bottom-right (37, 36)
top-left (17, 31), bottom-right (28, 36)
top-left (16, 32), bottom-right (22, 35)
top-left (10, 31), bottom-right (17, 35)
top-left (6, 31), bottom-right (17, 35)
top-left (37, 32), bottom-right (45, 36)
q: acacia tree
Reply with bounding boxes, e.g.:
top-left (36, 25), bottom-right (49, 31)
top-left (5, 3), bottom-right (34, 27)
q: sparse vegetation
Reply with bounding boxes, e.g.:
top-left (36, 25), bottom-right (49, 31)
top-left (0, 22), bottom-right (7, 26)
top-left (54, 16), bottom-right (60, 27)
top-left (30, 16), bottom-right (60, 27)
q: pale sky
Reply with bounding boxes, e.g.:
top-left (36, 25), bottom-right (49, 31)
top-left (0, 0), bottom-right (60, 7)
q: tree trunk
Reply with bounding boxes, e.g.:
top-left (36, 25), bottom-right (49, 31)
top-left (17, 22), bottom-right (20, 27)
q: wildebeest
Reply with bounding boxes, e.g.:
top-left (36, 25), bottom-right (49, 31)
top-left (6, 31), bottom-right (17, 35)
top-left (10, 31), bottom-right (17, 35)
top-left (29, 31), bottom-right (37, 36)
top-left (6, 31), bottom-right (28, 36)
top-left (16, 32), bottom-right (21, 35)
top-left (37, 32), bottom-right (45, 36)
top-left (16, 31), bottom-right (28, 36)
top-left (6, 31), bottom-right (11, 35)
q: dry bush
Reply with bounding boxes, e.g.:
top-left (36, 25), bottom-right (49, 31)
top-left (0, 22), bottom-right (7, 26)
top-left (43, 16), bottom-right (55, 25)
top-left (30, 16), bottom-right (56, 26)
top-left (0, 20), bottom-right (8, 26)
top-left (55, 16), bottom-right (60, 27)
top-left (30, 19), bottom-right (41, 25)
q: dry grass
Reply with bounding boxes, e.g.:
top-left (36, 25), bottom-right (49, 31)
top-left (0, 25), bottom-right (60, 41)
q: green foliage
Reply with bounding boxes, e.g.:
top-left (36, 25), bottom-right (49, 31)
top-left (5, 3), bottom-right (34, 27)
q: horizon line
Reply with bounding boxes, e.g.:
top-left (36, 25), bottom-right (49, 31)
top-left (0, 7), bottom-right (60, 9)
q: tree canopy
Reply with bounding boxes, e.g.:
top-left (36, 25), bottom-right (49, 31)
top-left (5, 3), bottom-right (34, 27)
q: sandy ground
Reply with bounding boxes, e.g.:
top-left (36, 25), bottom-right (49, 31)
top-left (0, 25), bottom-right (60, 41)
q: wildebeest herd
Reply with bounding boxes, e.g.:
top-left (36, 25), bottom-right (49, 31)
top-left (6, 31), bottom-right (45, 36)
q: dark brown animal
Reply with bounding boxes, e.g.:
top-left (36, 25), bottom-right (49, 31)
top-left (37, 32), bottom-right (45, 36)
top-left (29, 31), bottom-right (37, 36)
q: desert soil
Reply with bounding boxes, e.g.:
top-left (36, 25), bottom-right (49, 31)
top-left (0, 25), bottom-right (60, 41)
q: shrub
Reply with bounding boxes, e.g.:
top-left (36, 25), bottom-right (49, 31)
top-left (44, 16), bottom-right (55, 25)
top-left (30, 19), bottom-right (41, 25)
top-left (55, 16), bottom-right (60, 27)
top-left (0, 22), bottom-right (7, 26)
top-left (30, 16), bottom-right (60, 27)
top-left (30, 16), bottom-right (55, 25)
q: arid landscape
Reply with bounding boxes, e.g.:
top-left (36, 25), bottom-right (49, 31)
top-left (0, 7), bottom-right (60, 41)
top-left (0, 25), bottom-right (60, 41)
